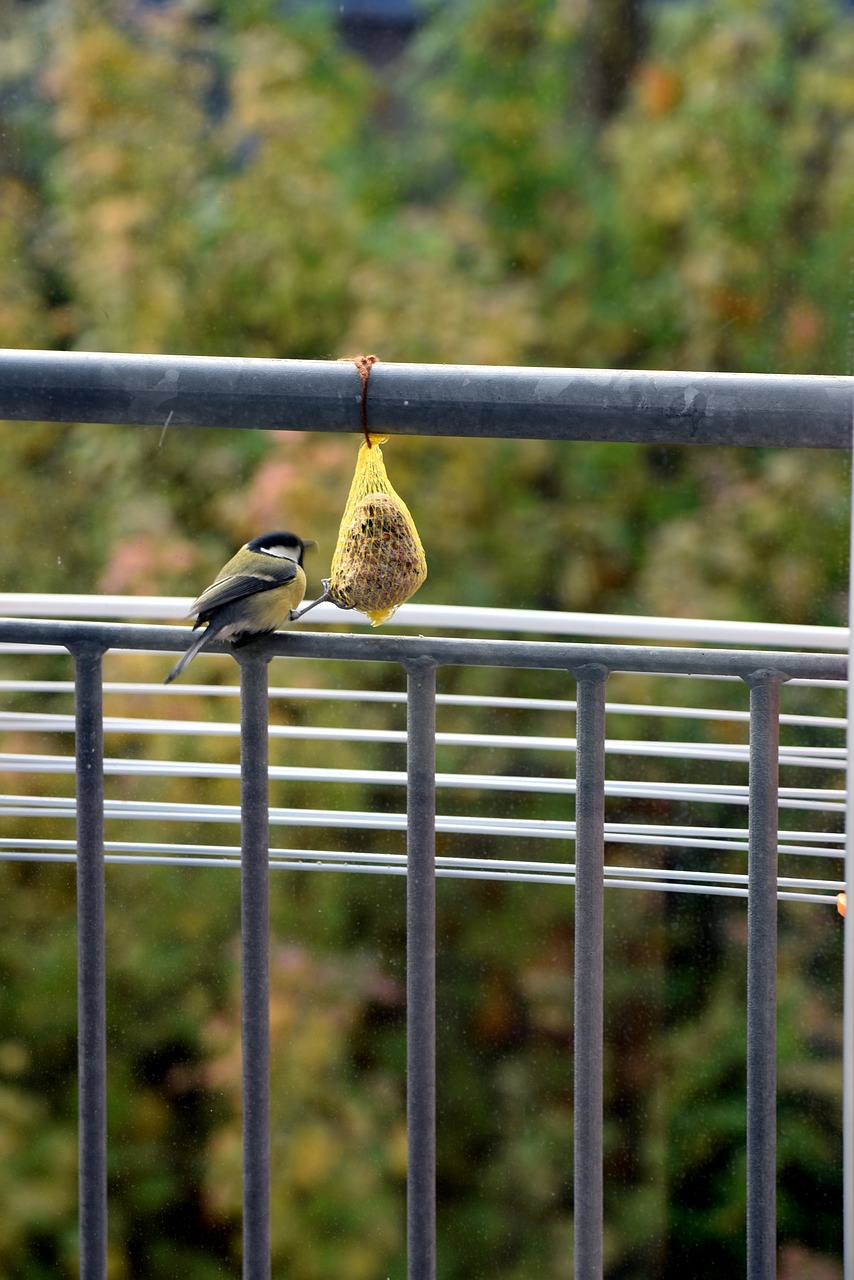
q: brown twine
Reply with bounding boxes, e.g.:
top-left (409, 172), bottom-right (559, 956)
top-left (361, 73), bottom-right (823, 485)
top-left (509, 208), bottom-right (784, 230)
top-left (339, 354), bottom-right (380, 445)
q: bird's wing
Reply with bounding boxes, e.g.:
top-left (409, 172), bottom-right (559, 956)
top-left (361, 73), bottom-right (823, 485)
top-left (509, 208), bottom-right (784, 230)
top-left (189, 562), bottom-right (299, 618)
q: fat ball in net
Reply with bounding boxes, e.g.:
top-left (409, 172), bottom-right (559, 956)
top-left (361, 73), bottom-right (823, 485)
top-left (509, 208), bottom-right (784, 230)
top-left (327, 434), bottom-right (427, 625)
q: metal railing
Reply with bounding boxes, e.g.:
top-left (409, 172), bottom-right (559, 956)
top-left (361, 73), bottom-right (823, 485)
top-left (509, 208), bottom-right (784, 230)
top-left (0, 615), bottom-right (847, 1280)
top-left (0, 349), bottom-right (851, 446)
top-left (1, 349), bottom-right (852, 1278)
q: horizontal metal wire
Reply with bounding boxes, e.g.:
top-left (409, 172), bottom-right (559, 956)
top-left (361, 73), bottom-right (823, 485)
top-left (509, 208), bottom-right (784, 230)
top-left (0, 826), bottom-right (842, 856)
top-left (0, 792), bottom-right (843, 847)
top-left (0, 350), bottom-right (851, 446)
top-left (0, 745), bottom-right (842, 795)
top-left (0, 840), bottom-right (839, 903)
top-left (0, 593), bottom-right (848, 651)
top-left (0, 757), bottom-right (845, 808)
top-left (1, 750), bottom-right (847, 830)
top-left (0, 709), bottom-right (845, 772)
top-left (0, 677), bottom-right (845, 730)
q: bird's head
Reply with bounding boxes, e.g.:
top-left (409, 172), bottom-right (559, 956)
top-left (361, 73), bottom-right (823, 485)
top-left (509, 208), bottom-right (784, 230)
top-left (246, 531), bottom-right (315, 565)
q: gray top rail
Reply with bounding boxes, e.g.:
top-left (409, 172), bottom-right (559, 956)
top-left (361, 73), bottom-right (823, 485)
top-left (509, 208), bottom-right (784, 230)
top-left (0, 349), bottom-right (851, 447)
top-left (0, 617), bottom-right (846, 681)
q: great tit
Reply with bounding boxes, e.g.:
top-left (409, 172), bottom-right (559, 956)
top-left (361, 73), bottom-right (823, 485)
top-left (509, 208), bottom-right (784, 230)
top-left (164, 530), bottom-right (313, 684)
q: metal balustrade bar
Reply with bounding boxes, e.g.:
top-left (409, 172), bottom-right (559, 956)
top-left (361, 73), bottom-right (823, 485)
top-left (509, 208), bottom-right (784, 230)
top-left (0, 616), bottom-right (847, 678)
top-left (746, 674), bottom-right (783, 1280)
top-left (239, 653), bottom-right (272, 1280)
top-left (73, 646), bottom-right (108, 1280)
top-left (405, 659), bottom-right (438, 1280)
top-left (573, 667), bottom-right (608, 1280)
top-left (0, 350), bottom-right (851, 447)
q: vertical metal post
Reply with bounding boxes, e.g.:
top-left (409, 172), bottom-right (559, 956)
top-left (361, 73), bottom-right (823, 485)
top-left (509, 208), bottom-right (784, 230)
top-left (746, 671), bottom-right (782, 1280)
top-left (845, 414), bottom-right (854, 1280)
top-left (74, 646), bottom-right (107, 1280)
top-left (239, 652), bottom-right (271, 1280)
top-left (573, 664), bottom-right (608, 1280)
top-left (405, 657), bottom-right (438, 1280)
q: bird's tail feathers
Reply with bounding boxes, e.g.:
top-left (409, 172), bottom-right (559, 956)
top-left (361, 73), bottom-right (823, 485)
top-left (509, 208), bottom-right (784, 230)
top-left (164, 625), bottom-right (214, 684)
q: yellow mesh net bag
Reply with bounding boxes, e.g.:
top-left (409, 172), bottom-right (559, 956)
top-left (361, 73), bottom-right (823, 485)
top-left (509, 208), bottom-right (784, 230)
top-left (327, 433), bottom-right (427, 625)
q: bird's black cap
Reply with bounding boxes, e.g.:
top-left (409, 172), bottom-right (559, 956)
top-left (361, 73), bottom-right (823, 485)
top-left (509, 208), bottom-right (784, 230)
top-left (247, 531), bottom-right (315, 561)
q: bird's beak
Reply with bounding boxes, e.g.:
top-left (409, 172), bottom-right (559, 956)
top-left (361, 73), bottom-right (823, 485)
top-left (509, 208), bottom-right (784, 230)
top-left (303, 539), bottom-right (317, 551)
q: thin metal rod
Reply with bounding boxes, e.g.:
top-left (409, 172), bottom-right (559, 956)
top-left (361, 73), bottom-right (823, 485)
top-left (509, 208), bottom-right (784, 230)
top-left (405, 658), bottom-right (438, 1280)
top-left (746, 671), bottom-right (783, 1280)
top-left (0, 779), bottom-right (844, 823)
top-left (2, 706), bottom-right (845, 771)
top-left (0, 349), bottom-right (850, 446)
top-left (0, 592), bottom-right (848, 654)
top-left (239, 653), bottom-right (271, 1280)
top-left (74, 647), bottom-right (107, 1280)
top-left (0, 710), bottom-right (844, 773)
top-left (845, 405), bottom-right (854, 1277)
top-left (573, 664), bottom-right (608, 1280)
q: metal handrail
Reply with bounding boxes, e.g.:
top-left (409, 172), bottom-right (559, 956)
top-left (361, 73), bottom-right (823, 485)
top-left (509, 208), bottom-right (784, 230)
top-left (0, 348), bottom-right (851, 445)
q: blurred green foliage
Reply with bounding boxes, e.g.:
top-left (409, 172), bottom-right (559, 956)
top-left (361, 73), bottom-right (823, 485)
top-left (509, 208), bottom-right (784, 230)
top-left (0, 0), bottom-right (851, 1275)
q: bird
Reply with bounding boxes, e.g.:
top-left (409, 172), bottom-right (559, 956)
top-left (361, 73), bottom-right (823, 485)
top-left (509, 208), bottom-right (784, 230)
top-left (164, 530), bottom-right (313, 684)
